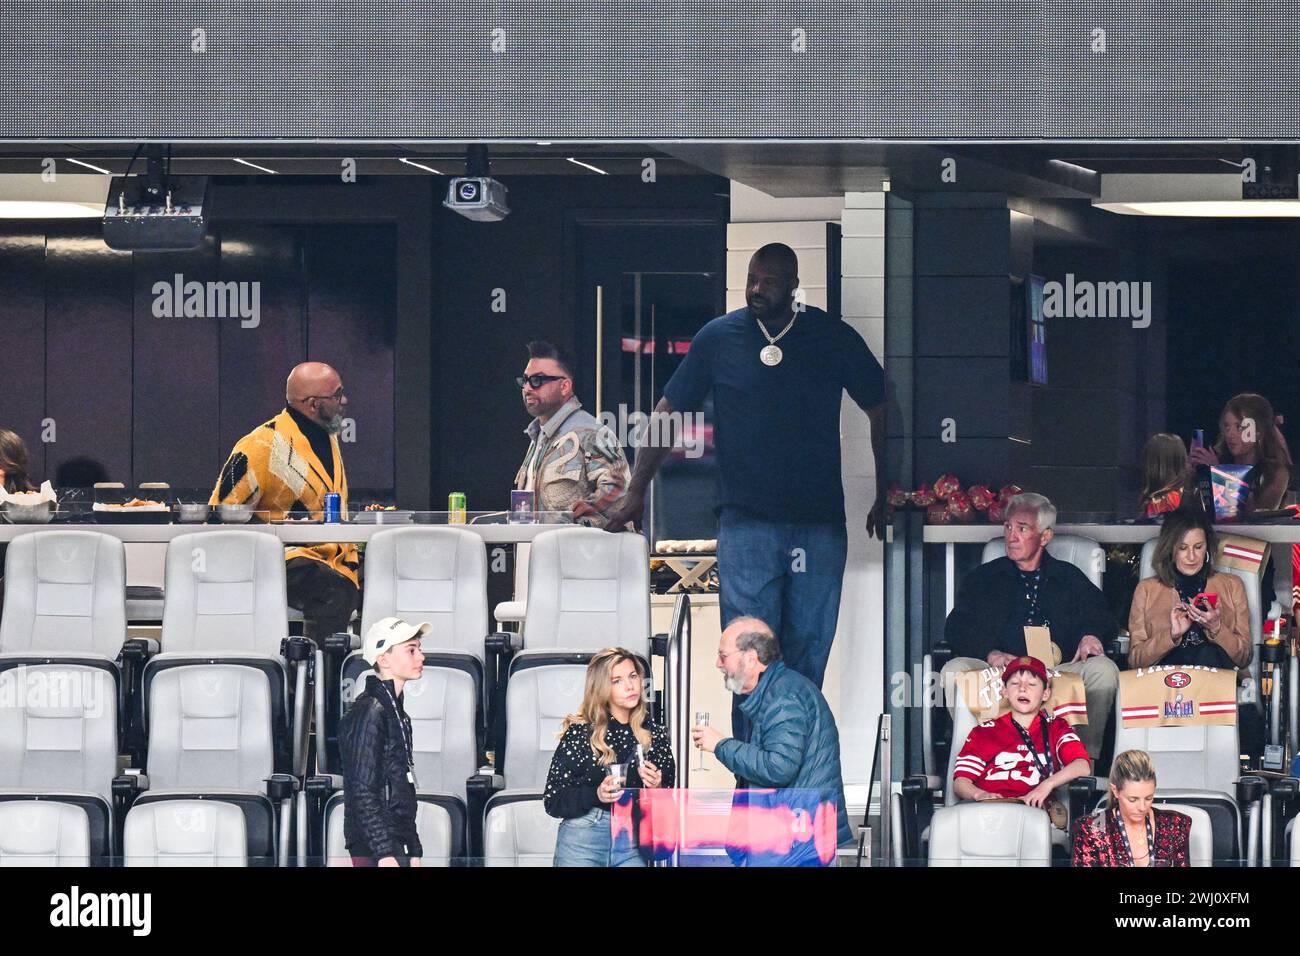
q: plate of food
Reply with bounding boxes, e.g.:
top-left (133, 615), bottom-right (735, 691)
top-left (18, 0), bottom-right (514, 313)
top-left (93, 498), bottom-right (171, 524)
top-left (353, 504), bottom-right (413, 524)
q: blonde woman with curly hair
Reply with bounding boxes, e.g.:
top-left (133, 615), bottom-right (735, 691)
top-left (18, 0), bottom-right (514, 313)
top-left (543, 647), bottom-right (675, 867)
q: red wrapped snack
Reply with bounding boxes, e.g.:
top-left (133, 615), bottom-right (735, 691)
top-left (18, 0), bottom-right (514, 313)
top-left (912, 483), bottom-right (936, 507)
top-left (886, 483), bottom-right (910, 509)
top-left (997, 483), bottom-right (1023, 505)
top-left (968, 484), bottom-right (996, 511)
top-left (926, 502), bottom-right (952, 524)
top-left (947, 490), bottom-right (975, 523)
top-left (987, 500), bottom-right (1005, 524)
top-left (933, 474), bottom-right (962, 501)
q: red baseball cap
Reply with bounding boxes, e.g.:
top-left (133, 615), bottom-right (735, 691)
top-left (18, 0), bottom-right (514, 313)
top-left (1003, 655), bottom-right (1049, 683)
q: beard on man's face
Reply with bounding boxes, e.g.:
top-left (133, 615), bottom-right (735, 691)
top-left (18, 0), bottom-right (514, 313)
top-left (723, 662), bottom-right (750, 694)
top-left (322, 412), bottom-right (345, 435)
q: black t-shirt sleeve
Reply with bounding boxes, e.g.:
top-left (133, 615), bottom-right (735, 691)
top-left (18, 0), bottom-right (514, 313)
top-left (839, 323), bottom-right (886, 412)
top-left (662, 320), bottom-right (716, 412)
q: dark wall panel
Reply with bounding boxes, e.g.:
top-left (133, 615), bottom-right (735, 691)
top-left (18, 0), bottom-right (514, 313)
top-left (434, 176), bottom-right (725, 515)
top-left (44, 232), bottom-right (133, 484)
top-left (304, 225), bottom-right (396, 495)
top-left (0, 231), bottom-right (47, 482)
top-left (216, 226), bottom-right (306, 462)
top-left (132, 238), bottom-right (221, 488)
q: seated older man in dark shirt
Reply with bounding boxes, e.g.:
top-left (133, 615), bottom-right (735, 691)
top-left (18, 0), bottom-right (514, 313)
top-left (941, 492), bottom-right (1118, 759)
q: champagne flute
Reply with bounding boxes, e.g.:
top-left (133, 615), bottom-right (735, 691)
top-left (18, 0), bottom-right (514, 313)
top-left (694, 711), bottom-right (710, 771)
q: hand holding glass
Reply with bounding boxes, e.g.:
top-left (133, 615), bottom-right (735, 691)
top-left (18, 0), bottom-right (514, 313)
top-left (694, 711), bottom-right (710, 771)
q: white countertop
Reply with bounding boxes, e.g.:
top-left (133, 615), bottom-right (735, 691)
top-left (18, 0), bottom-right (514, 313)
top-left (0, 520), bottom-right (573, 545)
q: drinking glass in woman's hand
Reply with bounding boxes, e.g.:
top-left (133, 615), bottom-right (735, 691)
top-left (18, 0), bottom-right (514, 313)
top-left (598, 770), bottom-right (625, 803)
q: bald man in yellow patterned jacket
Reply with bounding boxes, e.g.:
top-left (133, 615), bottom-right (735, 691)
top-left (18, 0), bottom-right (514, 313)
top-left (210, 362), bottom-right (359, 639)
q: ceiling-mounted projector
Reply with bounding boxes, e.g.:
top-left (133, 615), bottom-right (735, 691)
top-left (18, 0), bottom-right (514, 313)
top-left (443, 176), bottom-right (509, 221)
top-left (103, 145), bottom-right (209, 250)
top-left (442, 145), bottom-right (509, 221)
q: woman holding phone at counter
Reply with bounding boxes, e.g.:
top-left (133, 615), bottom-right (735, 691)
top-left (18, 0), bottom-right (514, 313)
top-left (1186, 392), bottom-right (1292, 514)
top-left (1127, 510), bottom-right (1251, 671)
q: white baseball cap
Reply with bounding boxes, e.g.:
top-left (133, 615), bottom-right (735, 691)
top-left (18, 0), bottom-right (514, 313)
top-left (362, 616), bottom-right (432, 666)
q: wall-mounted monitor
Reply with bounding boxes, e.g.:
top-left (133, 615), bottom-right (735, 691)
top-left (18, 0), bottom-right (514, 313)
top-left (1026, 274), bottom-right (1048, 385)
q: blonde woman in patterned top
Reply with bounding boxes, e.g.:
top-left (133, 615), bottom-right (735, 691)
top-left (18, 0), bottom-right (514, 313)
top-left (543, 647), bottom-right (675, 866)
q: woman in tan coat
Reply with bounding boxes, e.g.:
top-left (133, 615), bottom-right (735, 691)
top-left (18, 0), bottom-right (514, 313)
top-left (1128, 510), bottom-right (1252, 670)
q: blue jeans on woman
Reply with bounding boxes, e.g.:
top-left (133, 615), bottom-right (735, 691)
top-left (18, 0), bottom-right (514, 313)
top-left (553, 806), bottom-right (644, 867)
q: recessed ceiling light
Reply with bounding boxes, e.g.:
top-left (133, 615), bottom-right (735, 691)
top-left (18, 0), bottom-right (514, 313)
top-left (566, 157), bottom-right (607, 175)
top-left (65, 158), bottom-right (113, 175)
top-left (232, 158), bottom-right (278, 174)
top-left (1094, 200), bottom-right (1300, 217)
top-left (0, 200), bottom-right (103, 218)
top-left (0, 174), bottom-right (111, 218)
top-left (1090, 172), bottom-right (1300, 217)
top-left (399, 157), bottom-right (443, 175)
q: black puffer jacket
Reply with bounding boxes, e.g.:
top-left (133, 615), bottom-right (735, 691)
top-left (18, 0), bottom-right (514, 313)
top-left (338, 675), bottom-right (422, 860)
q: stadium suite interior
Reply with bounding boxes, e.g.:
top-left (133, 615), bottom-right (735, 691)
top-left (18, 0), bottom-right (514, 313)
top-left (2, 141), bottom-right (1299, 863)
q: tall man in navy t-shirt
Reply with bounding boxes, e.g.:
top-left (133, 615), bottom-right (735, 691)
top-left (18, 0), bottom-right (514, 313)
top-left (605, 242), bottom-right (887, 716)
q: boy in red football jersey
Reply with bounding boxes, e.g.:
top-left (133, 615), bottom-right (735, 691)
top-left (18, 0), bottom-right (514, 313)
top-left (952, 655), bottom-right (1092, 808)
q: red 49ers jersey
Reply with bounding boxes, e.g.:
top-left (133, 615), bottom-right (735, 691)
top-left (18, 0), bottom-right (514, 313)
top-left (953, 711), bottom-right (1089, 798)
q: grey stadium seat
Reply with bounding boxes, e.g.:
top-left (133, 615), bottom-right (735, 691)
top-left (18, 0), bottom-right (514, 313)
top-left (0, 792), bottom-right (111, 863)
top-left (1112, 676), bottom-right (1262, 862)
top-left (320, 791), bottom-right (467, 865)
top-left (980, 533), bottom-right (1106, 588)
top-left (928, 801), bottom-right (1052, 866)
top-left (326, 527), bottom-right (488, 783)
top-left (0, 530), bottom-right (127, 739)
top-left (0, 538), bottom-right (121, 855)
top-left (340, 664), bottom-right (477, 797)
top-left (483, 791), bottom-right (559, 866)
top-left (0, 799), bottom-right (90, 866)
top-left (126, 531), bottom-right (306, 865)
top-left (502, 529), bottom-right (650, 789)
top-left (123, 798), bottom-right (247, 866)
top-left (1155, 801), bottom-right (1214, 867)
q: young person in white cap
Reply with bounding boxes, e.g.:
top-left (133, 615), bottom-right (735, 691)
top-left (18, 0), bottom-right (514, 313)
top-left (338, 616), bottom-right (430, 867)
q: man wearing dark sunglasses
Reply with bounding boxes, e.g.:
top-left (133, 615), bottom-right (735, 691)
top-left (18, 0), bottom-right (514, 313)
top-left (513, 340), bottom-right (631, 529)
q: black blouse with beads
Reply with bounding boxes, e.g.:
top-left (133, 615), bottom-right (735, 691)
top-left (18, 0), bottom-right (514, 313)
top-left (542, 719), bottom-right (676, 819)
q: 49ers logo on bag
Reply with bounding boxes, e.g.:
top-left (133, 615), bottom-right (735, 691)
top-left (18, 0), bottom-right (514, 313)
top-left (1164, 672), bottom-right (1191, 689)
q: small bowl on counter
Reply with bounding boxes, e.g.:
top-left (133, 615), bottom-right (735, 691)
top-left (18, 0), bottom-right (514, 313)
top-left (175, 502), bottom-right (212, 523)
top-left (1, 500), bottom-right (54, 524)
top-left (218, 503), bottom-right (257, 524)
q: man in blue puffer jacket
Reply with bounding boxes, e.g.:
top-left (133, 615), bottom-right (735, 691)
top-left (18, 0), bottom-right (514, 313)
top-left (692, 617), bottom-right (853, 863)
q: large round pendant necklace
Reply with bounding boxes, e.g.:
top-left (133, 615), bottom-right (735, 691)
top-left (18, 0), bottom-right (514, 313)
top-left (756, 314), bottom-right (797, 366)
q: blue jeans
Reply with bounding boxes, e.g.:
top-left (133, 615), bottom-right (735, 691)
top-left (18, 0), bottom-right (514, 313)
top-left (717, 509), bottom-right (848, 688)
top-left (552, 807), bottom-right (645, 868)
top-left (717, 509), bottom-right (847, 748)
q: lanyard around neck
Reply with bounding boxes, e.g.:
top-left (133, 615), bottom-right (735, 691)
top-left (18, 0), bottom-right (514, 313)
top-left (1115, 809), bottom-right (1155, 866)
top-left (378, 682), bottom-right (414, 772)
top-left (1011, 713), bottom-right (1053, 780)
